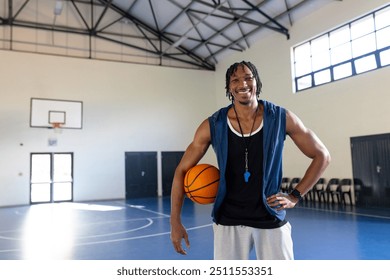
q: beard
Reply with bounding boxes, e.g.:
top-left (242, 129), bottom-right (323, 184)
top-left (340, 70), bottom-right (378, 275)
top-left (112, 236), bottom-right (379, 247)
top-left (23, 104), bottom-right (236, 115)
top-left (233, 91), bottom-right (256, 106)
top-left (237, 99), bottom-right (251, 106)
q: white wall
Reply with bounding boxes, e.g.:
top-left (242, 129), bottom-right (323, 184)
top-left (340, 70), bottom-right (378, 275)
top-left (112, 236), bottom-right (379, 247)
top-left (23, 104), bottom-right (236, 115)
top-left (215, 0), bottom-right (390, 180)
top-left (0, 51), bottom-right (216, 207)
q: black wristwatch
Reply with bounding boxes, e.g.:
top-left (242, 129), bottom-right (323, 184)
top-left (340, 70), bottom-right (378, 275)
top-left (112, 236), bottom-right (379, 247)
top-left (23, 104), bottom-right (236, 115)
top-left (290, 188), bottom-right (303, 201)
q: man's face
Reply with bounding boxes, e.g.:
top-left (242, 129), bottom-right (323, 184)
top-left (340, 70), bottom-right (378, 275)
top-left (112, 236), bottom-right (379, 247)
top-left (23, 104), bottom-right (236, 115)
top-left (229, 65), bottom-right (257, 105)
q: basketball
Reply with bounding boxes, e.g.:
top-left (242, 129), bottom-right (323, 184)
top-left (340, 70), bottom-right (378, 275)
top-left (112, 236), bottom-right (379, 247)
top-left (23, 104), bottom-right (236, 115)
top-left (184, 164), bottom-right (220, 204)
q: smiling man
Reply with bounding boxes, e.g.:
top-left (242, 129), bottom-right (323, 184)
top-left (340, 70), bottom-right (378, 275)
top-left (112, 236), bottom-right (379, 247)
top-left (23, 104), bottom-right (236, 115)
top-left (170, 61), bottom-right (331, 260)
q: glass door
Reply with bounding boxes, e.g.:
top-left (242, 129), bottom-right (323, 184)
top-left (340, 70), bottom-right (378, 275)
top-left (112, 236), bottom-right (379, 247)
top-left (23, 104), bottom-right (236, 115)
top-left (30, 153), bottom-right (73, 203)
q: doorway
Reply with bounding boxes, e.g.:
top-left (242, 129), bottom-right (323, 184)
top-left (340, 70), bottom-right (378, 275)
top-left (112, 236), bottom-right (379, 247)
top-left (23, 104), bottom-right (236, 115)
top-left (350, 133), bottom-right (390, 208)
top-left (30, 153), bottom-right (73, 204)
top-left (161, 151), bottom-right (184, 196)
top-left (125, 152), bottom-right (158, 199)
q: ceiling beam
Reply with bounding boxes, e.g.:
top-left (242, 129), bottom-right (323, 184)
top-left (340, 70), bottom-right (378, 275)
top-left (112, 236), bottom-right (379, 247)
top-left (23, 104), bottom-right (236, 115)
top-left (97, 0), bottom-right (215, 70)
top-left (242, 0), bottom-right (290, 39)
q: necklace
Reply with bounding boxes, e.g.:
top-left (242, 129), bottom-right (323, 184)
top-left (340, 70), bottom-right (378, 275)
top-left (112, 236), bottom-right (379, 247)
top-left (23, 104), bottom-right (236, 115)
top-left (232, 104), bottom-right (258, 183)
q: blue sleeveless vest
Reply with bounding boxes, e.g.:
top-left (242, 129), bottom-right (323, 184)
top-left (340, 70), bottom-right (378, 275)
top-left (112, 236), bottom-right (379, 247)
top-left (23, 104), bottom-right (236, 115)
top-left (208, 100), bottom-right (287, 222)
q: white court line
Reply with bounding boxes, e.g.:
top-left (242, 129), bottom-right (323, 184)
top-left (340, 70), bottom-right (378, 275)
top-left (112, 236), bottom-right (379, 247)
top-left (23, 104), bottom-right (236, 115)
top-left (299, 206), bottom-right (390, 220)
top-left (0, 200), bottom-right (212, 253)
top-left (122, 202), bottom-right (171, 218)
top-left (0, 223), bottom-right (213, 253)
top-left (74, 201), bottom-right (211, 246)
top-left (74, 223), bottom-right (213, 246)
top-left (0, 223), bottom-right (213, 254)
top-left (0, 217), bottom-right (162, 241)
top-left (0, 200), bottom-right (170, 240)
top-left (76, 218), bottom-right (154, 239)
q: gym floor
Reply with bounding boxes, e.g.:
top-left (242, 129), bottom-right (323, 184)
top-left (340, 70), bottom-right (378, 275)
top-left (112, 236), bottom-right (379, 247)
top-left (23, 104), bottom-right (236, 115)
top-left (0, 196), bottom-right (389, 260)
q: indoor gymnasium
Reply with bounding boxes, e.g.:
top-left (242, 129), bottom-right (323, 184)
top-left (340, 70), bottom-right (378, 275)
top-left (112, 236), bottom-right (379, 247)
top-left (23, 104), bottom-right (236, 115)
top-left (0, 0), bottom-right (389, 269)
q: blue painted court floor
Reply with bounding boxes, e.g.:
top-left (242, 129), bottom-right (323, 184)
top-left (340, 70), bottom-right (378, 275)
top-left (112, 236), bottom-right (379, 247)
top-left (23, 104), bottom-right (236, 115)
top-left (0, 197), bottom-right (389, 260)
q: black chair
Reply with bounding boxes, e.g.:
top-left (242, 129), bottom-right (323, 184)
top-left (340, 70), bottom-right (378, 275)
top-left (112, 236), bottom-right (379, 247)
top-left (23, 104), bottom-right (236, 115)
top-left (323, 178), bottom-right (340, 204)
top-left (353, 178), bottom-right (364, 205)
top-left (280, 177), bottom-right (290, 193)
top-left (288, 177), bottom-right (301, 193)
top-left (313, 178), bottom-right (326, 203)
top-left (304, 182), bottom-right (315, 203)
top-left (338, 178), bottom-right (353, 205)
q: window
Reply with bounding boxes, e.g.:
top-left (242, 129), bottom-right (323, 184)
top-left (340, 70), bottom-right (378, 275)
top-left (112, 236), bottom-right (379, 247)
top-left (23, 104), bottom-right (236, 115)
top-left (292, 4), bottom-right (390, 92)
top-left (30, 153), bottom-right (73, 203)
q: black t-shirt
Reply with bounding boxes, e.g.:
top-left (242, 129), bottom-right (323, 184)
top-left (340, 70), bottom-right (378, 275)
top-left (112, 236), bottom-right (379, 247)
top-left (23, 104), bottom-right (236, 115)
top-left (218, 120), bottom-right (286, 229)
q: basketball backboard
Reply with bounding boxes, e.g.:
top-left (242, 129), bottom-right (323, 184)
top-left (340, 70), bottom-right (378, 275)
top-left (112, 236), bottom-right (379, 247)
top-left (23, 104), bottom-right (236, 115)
top-left (30, 98), bottom-right (83, 129)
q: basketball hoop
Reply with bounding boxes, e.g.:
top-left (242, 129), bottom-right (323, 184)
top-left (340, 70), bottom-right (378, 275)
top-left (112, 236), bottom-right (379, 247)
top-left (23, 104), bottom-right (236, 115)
top-left (51, 122), bottom-right (63, 134)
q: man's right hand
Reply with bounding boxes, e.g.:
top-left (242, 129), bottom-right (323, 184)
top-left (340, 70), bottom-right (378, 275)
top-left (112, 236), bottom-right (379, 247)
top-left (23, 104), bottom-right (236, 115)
top-left (170, 222), bottom-right (190, 255)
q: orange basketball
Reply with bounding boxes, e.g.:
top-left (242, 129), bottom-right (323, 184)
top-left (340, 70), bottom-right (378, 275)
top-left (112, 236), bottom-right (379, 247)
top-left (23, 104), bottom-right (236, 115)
top-left (184, 164), bottom-right (220, 204)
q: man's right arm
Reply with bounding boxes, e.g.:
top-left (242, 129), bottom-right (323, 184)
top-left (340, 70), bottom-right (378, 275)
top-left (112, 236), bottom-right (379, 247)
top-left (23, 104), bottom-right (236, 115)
top-left (170, 119), bottom-right (212, 255)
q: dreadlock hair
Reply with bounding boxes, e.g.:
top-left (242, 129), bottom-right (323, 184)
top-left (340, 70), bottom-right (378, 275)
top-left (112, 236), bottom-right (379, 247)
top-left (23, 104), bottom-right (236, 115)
top-left (225, 61), bottom-right (262, 101)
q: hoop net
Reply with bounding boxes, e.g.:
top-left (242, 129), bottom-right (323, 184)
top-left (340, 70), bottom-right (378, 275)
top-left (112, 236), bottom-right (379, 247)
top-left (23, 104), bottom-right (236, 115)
top-left (51, 122), bottom-right (63, 134)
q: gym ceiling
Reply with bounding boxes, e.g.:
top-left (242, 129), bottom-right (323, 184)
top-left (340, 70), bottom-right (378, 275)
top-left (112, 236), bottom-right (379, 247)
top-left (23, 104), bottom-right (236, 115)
top-left (0, 0), bottom-right (340, 70)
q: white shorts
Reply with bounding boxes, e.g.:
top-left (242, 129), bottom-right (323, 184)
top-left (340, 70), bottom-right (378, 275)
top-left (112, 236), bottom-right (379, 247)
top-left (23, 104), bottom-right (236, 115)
top-left (213, 222), bottom-right (294, 260)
